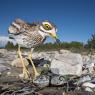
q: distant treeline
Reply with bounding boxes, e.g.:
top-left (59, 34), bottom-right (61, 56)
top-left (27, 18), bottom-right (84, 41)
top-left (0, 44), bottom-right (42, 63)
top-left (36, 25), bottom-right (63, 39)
top-left (3, 33), bottom-right (95, 53)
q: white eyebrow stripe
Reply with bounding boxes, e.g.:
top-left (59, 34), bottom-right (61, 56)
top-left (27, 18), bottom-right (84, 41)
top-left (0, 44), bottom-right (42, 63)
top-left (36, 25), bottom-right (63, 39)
top-left (42, 22), bottom-right (52, 27)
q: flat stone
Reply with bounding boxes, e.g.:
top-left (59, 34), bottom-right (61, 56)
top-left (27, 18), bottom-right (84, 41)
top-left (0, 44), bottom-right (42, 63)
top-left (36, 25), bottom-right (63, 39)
top-left (51, 75), bottom-right (66, 86)
top-left (82, 82), bottom-right (95, 92)
top-left (33, 75), bottom-right (50, 88)
top-left (50, 51), bottom-right (83, 76)
top-left (33, 51), bottom-right (58, 61)
top-left (0, 64), bottom-right (10, 72)
top-left (77, 75), bottom-right (91, 85)
top-left (0, 59), bottom-right (6, 64)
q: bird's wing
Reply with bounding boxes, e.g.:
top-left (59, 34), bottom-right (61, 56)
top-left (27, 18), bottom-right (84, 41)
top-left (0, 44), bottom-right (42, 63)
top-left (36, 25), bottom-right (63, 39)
top-left (8, 18), bottom-right (38, 35)
top-left (8, 18), bottom-right (31, 35)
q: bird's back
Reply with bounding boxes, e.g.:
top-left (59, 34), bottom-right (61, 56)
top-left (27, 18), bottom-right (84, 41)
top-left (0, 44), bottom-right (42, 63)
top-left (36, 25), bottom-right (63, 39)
top-left (8, 19), bottom-right (46, 48)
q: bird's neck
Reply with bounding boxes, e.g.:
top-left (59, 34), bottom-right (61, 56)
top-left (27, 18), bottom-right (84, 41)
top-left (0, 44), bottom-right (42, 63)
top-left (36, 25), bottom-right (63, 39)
top-left (38, 30), bottom-right (48, 38)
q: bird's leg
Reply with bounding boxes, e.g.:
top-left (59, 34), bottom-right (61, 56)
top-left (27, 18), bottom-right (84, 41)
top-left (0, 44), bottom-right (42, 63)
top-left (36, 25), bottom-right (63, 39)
top-left (18, 45), bottom-right (30, 79)
top-left (28, 49), bottom-right (40, 79)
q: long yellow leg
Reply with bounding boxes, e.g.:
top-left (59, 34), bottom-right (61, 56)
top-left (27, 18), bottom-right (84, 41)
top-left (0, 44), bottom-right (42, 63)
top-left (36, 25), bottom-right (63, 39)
top-left (28, 49), bottom-right (40, 79)
top-left (18, 45), bottom-right (30, 79)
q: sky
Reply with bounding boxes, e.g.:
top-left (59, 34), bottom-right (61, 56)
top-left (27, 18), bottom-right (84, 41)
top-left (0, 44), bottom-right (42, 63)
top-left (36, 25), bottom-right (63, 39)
top-left (0, 0), bottom-right (95, 43)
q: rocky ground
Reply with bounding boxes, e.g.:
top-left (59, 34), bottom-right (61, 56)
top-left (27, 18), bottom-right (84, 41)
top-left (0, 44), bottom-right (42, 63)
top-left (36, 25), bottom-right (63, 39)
top-left (0, 49), bottom-right (95, 95)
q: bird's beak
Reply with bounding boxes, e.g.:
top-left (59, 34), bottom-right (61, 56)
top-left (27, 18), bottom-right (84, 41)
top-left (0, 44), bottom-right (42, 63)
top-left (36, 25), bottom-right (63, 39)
top-left (49, 31), bottom-right (58, 39)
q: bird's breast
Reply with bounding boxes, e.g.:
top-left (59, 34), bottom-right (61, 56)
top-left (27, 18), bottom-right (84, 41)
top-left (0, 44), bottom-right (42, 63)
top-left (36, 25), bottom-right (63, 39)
top-left (19, 31), bottom-right (46, 48)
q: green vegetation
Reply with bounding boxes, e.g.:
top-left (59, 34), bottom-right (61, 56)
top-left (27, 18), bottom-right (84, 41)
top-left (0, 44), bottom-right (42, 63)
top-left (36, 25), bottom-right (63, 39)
top-left (85, 34), bottom-right (95, 49)
top-left (5, 41), bottom-right (18, 50)
top-left (4, 41), bottom-right (84, 53)
top-left (34, 41), bottom-right (84, 52)
top-left (4, 33), bottom-right (95, 54)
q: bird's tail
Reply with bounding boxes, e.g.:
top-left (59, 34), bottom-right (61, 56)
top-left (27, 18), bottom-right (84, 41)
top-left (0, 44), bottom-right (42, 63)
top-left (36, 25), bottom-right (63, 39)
top-left (0, 37), bottom-right (17, 48)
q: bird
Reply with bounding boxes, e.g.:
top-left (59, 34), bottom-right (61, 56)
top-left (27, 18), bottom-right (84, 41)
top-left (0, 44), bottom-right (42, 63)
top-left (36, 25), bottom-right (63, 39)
top-left (8, 18), bottom-right (59, 79)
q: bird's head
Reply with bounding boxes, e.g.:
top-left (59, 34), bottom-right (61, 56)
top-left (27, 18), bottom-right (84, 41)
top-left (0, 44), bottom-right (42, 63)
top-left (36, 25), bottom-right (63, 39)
top-left (39, 20), bottom-right (58, 40)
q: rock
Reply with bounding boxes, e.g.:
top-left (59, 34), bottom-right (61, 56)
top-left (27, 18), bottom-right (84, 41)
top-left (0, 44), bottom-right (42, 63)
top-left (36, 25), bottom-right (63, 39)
top-left (77, 75), bottom-right (91, 85)
top-left (33, 58), bottom-right (50, 67)
top-left (38, 58), bottom-right (49, 67)
top-left (83, 61), bottom-right (95, 75)
top-left (59, 49), bottom-right (71, 54)
top-left (85, 87), bottom-right (93, 92)
top-left (0, 49), bottom-right (7, 55)
top-left (19, 73), bottom-right (25, 78)
top-left (82, 82), bottom-right (95, 92)
top-left (33, 75), bottom-right (50, 88)
top-left (11, 58), bottom-right (29, 67)
top-left (0, 64), bottom-right (10, 72)
top-left (7, 72), bottom-right (11, 76)
top-left (0, 60), bottom-right (6, 64)
top-left (62, 91), bottom-right (67, 95)
top-left (50, 51), bottom-right (83, 76)
top-left (38, 87), bottom-right (65, 95)
top-left (33, 51), bottom-right (58, 61)
top-left (82, 69), bottom-right (88, 75)
top-left (51, 75), bottom-right (66, 86)
top-left (82, 55), bottom-right (90, 64)
top-left (86, 63), bottom-right (95, 74)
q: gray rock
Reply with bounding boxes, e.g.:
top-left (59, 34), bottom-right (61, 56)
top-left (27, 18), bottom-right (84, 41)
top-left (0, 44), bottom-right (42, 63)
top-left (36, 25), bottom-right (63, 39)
top-left (33, 51), bottom-right (58, 61)
top-left (51, 75), bottom-right (66, 86)
top-left (33, 75), bottom-right (50, 88)
top-left (0, 60), bottom-right (6, 64)
top-left (0, 49), bottom-right (7, 55)
top-left (10, 58), bottom-right (29, 68)
top-left (77, 75), bottom-right (91, 85)
top-left (59, 49), bottom-right (70, 54)
top-left (82, 82), bottom-right (95, 92)
top-left (82, 55), bottom-right (90, 64)
top-left (50, 51), bottom-right (83, 76)
top-left (87, 63), bottom-right (95, 74)
top-left (39, 58), bottom-right (49, 65)
top-left (0, 64), bottom-right (10, 72)
top-left (82, 69), bottom-right (88, 75)
top-left (83, 62), bottom-right (95, 74)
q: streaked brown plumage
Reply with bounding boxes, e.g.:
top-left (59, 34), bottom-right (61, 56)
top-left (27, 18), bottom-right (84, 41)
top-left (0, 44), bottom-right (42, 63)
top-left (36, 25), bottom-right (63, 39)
top-left (8, 19), bottom-right (46, 48)
top-left (8, 18), bottom-right (58, 79)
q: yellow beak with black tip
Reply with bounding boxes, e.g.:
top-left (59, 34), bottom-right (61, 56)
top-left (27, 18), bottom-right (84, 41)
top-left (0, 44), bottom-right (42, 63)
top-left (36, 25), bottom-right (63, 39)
top-left (49, 31), bottom-right (58, 39)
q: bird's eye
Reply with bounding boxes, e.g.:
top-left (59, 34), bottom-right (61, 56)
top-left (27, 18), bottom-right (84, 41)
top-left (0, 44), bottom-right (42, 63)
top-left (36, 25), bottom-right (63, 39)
top-left (43, 24), bottom-right (52, 30)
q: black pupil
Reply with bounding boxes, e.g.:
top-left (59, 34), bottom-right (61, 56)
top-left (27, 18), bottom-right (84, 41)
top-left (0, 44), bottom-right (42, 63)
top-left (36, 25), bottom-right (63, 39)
top-left (45, 24), bottom-right (51, 30)
top-left (46, 25), bottom-right (49, 28)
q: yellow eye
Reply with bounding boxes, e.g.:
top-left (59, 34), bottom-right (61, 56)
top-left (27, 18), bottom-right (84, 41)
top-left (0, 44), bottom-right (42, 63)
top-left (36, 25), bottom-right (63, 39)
top-left (43, 24), bottom-right (52, 30)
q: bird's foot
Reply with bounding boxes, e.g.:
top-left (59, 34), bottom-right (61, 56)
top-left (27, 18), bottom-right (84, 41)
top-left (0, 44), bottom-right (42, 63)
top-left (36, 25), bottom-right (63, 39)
top-left (19, 68), bottom-right (30, 79)
top-left (23, 68), bottom-right (30, 79)
top-left (34, 72), bottom-right (40, 79)
top-left (32, 69), bottom-right (40, 80)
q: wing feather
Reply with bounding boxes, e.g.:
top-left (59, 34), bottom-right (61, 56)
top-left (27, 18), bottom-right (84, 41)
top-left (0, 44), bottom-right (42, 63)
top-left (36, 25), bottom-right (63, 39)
top-left (8, 18), bottom-right (38, 35)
